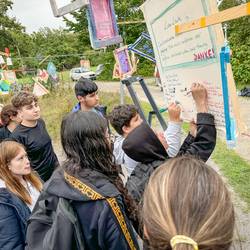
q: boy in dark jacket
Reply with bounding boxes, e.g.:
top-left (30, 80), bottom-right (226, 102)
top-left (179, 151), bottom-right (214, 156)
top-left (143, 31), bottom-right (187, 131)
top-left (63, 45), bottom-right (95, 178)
top-left (11, 92), bottom-right (58, 182)
top-left (124, 83), bottom-right (216, 204)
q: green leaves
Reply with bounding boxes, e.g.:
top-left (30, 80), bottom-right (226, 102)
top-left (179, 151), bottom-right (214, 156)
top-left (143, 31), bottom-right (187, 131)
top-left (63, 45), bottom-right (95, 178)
top-left (219, 0), bottom-right (250, 87)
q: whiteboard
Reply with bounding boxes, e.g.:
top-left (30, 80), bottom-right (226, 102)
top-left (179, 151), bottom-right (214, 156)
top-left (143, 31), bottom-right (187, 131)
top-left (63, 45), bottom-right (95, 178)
top-left (141, 0), bottom-right (237, 129)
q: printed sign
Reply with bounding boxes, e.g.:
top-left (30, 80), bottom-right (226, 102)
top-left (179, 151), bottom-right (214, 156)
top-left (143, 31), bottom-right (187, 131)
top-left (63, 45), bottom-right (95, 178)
top-left (141, 0), bottom-right (241, 131)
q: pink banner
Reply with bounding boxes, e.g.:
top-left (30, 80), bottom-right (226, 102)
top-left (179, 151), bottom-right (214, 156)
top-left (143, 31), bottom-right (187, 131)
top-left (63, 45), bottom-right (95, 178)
top-left (91, 0), bottom-right (115, 40)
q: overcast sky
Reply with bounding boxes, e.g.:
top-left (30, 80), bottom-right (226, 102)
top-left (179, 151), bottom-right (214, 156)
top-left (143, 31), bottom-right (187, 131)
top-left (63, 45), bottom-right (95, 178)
top-left (8, 0), bottom-right (75, 33)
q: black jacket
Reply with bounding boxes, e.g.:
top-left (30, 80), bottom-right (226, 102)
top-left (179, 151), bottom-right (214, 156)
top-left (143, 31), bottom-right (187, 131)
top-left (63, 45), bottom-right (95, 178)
top-left (0, 187), bottom-right (31, 250)
top-left (29, 168), bottom-right (139, 250)
top-left (124, 113), bottom-right (216, 203)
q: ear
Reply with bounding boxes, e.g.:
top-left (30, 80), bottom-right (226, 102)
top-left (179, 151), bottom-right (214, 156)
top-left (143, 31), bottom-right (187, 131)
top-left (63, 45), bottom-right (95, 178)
top-left (122, 125), bottom-right (131, 136)
top-left (77, 95), bottom-right (85, 102)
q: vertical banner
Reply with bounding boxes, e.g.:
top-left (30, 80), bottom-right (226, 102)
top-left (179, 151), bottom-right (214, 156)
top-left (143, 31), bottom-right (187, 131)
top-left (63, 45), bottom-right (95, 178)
top-left (87, 0), bottom-right (123, 49)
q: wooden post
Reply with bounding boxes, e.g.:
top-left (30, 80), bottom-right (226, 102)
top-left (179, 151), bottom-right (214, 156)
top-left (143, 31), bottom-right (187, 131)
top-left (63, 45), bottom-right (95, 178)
top-left (175, 2), bottom-right (250, 35)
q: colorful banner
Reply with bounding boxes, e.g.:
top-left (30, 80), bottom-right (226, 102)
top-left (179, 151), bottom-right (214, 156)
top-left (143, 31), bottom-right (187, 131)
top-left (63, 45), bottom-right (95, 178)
top-left (87, 0), bottom-right (123, 49)
top-left (128, 32), bottom-right (156, 62)
top-left (113, 46), bottom-right (133, 79)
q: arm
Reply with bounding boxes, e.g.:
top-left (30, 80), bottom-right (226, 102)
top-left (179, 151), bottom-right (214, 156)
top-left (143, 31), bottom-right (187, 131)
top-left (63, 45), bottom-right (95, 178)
top-left (164, 121), bottom-right (182, 157)
top-left (178, 113), bottom-right (216, 161)
top-left (0, 203), bottom-right (24, 249)
top-left (179, 133), bottom-right (195, 152)
top-left (163, 103), bottom-right (182, 157)
top-left (178, 83), bottom-right (216, 161)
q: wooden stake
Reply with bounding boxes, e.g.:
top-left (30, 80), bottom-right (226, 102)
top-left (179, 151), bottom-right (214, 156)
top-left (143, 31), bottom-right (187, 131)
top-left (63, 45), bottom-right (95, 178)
top-left (175, 2), bottom-right (250, 34)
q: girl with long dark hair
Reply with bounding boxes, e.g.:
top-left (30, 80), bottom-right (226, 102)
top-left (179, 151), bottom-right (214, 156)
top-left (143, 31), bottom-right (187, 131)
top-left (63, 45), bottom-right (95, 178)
top-left (26, 111), bottom-right (139, 250)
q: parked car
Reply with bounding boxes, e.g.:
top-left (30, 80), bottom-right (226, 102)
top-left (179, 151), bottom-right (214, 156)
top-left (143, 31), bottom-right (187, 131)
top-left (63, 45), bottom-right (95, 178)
top-left (70, 67), bottom-right (96, 81)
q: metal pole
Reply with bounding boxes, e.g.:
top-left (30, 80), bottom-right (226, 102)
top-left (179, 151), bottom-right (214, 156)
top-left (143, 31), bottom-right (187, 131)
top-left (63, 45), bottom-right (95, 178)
top-left (139, 78), bottom-right (167, 130)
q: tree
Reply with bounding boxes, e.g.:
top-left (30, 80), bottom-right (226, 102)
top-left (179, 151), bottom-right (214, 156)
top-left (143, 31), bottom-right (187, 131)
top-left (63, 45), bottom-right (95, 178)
top-left (31, 28), bottom-right (81, 70)
top-left (0, 0), bottom-right (25, 52)
top-left (219, 0), bottom-right (250, 86)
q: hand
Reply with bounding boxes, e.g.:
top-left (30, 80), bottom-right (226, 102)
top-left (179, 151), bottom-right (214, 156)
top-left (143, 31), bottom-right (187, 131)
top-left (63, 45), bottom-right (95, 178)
top-left (191, 83), bottom-right (208, 113)
top-left (189, 119), bottom-right (197, 137)
top-left (156, 132), bottom-right (168, 150)
top-left (168, 102), bottom-right (181, 122)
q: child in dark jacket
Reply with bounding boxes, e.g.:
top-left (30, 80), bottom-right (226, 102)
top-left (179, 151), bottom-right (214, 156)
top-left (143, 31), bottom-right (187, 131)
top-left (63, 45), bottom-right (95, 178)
top-left (124, 83), bottom-right (216, 204)
top-left (26, 111), bottom-right (139, 250)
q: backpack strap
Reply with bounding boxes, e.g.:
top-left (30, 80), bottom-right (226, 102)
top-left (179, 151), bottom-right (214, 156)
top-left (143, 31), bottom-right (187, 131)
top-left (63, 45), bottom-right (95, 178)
top-left (64, 172), bottom-right (137, 250)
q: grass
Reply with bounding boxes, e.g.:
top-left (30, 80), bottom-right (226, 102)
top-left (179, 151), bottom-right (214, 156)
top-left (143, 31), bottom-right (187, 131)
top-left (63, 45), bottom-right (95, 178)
top-left (182, 121), bottom-right (250, 210)
top-left (212, 140), bottom-right (250, 209)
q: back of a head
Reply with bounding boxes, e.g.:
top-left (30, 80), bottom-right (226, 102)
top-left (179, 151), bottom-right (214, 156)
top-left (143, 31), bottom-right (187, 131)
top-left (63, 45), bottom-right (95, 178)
top-left (0, 105), bottom-right (18, 126)
top-left (61, 111), bottom-right (112, 173)
top-left (108, 104), bottom-right (138, 135)
top-left (142, 156), bottom-right (234, 250)
top-left (74, 77), bottom-right (98, 97)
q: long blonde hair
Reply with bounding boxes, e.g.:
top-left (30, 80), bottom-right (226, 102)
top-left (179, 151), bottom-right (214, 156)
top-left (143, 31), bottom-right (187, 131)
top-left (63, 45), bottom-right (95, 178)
top-left (0, 141), bottom-right (42, 205)
top-left (142, 156), bottom-right (235, 250)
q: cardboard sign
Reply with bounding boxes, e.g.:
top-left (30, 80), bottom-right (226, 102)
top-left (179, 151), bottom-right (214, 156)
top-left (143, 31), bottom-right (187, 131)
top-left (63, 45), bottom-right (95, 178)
top-left (80, 60), bottom-right (91, 69)
top-left (33, 82), bottom-right (49, 97)
top-left (113, 46), bottom-right (133, 79)
top-left (3, 71), bottom-right (16, 84)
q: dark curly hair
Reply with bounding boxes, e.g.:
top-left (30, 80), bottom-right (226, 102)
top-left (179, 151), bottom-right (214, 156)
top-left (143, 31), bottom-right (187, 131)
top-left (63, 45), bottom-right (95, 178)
top-left (1, 105), bottom-right (18, 126)
top-left (61, 111), bottom-right (138, 221)
top-left (12, 91), bottom-right (38, 109)
top-left (108, 104), bottom-right (138, 135)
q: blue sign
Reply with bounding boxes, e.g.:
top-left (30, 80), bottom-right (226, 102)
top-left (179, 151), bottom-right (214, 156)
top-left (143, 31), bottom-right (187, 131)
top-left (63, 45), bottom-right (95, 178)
top-left (47, 62), bottom-right (57, 79)
top-left (128, 33), bottom-right (156, 63)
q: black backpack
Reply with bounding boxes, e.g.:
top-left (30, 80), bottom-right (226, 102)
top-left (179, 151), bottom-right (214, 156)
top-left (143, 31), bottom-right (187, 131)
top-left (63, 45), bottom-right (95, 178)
top-left (25, 193), bottom-right (85, 250)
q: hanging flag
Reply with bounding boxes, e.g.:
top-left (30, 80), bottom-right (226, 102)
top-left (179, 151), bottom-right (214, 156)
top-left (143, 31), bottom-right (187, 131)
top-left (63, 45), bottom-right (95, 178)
top-left (47, 62), bottom-right (57, 79)
top-left (33, 82), bottom-right (49, 97)
top-left (6, 57), bottom-right (12, 66)
top-left (5, 48), bottom-right (10, 57)
top-left (128, 32), bottom-right (156, 62)
top-left (0, 56), bottom-right (5, 65)
top-left (3, 71), bottom-right (16, 83)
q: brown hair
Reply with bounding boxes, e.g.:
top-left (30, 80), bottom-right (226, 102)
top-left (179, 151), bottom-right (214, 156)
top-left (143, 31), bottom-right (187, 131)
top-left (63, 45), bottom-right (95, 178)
top-left (142, 156), bottom-right (235, 250)
top-left (0, 141), bottom-right (42, 205)
top-left (11, 91), bottom-right (38, 110)
top-left (108, 104), bottom-right (138, 135)
top-left (1, 104), bottom-right (18, 126)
